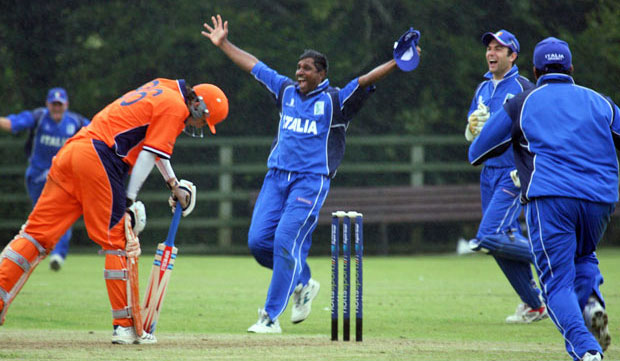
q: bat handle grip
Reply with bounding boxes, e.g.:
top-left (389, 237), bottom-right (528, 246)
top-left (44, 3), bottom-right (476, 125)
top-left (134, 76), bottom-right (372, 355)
top-left (164, 203), bottom-right (182, 247)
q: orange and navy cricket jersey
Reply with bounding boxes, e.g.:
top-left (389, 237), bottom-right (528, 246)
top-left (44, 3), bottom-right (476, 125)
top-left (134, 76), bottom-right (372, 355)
top-left (49, 78), bottom-right (191, 234)
top-left (82, 78), bottom-right (190, 167)
top-left (16, 79), bottom-right (193, 326)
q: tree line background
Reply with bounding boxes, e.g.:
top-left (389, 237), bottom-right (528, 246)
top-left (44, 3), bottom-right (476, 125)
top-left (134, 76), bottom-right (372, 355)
top-left (1, 0), bottom-right (620, 252)
top-left (1, 0), bottom-right (619, 135)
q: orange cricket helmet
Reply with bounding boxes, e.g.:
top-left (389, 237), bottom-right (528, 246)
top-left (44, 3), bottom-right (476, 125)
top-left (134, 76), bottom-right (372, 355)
top-left (191, 84), bottom-right (228, 134)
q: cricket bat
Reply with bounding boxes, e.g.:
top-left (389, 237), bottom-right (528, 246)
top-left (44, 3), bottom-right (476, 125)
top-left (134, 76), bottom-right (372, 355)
top-left (125, 213), bottom-right (144, 337)
top-left (141, 203), bottom-right (182, 334)
top-left (127, 256), bottom-right (144, 337)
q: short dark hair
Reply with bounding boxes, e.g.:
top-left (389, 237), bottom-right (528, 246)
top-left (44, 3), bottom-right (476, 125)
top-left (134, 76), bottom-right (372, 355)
top-left (506, 48), bottom-right (519, 64)
top-left (535, 63), bottom-right (572, 76)
top-left (299, 49), bottom-right (328, 74)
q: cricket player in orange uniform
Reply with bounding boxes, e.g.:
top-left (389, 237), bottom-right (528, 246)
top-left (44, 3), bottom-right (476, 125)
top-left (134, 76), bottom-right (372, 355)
top-left (0, 78), bottom-right (228, 344)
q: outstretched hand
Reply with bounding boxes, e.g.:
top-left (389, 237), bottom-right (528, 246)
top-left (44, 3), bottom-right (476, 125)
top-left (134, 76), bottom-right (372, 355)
top-left (202, 14), bottom-right (228, 47)
top-left (199, 13), bottom-right (259, 73)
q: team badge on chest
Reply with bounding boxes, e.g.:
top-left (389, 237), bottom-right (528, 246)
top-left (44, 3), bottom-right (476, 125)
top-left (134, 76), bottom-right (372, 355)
top-left (314, 101), bottom-right (324, 115)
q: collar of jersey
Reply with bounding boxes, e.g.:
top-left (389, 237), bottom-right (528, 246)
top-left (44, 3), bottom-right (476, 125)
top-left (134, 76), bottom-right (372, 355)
top-left (483, 65), bottom-right (519, 80)
top-left (177, 79), bottom-right (188, 103)
top-left (296, 78), bottom-right (330, 97)
top-left (536, 73), bottom-right (574, 86)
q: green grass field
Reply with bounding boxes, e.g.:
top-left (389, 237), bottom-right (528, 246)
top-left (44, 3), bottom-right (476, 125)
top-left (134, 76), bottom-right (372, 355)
top-left (1, 248), bottom-right (619, 361)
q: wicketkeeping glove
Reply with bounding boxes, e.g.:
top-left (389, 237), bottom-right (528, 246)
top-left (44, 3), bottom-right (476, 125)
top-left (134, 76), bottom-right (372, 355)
top-left (467, 97), bottom-right (490, 138)
top-left (168, 179), bottom-right (197, 217)
top-left (465, 123), bottom-right (475, 142)
top-left (510, 169), bottom-right (521, 188)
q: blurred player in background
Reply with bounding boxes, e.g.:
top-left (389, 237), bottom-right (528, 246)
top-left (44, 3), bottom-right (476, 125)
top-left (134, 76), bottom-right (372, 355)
top-left (470, 37), bottom-right (617, 361)
top-left (202, 14), bottom-right (420, 334)
top-left (0, 88), bottom-right (89, 271)
top-left (465, 30), bottom-right (547, 323)
top-left (0, 79), bottom-right (228, 344)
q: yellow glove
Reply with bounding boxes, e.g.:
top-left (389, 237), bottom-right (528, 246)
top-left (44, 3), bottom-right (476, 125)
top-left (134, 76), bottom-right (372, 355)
top-left (510, 169), bottom-right (521, 188)
top-left (467, 97), bottom-right (490, 137)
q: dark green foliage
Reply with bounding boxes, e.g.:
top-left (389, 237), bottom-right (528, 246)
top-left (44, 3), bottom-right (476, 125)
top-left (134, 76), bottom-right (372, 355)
top-left (1, 0), bottom-right (618, 133)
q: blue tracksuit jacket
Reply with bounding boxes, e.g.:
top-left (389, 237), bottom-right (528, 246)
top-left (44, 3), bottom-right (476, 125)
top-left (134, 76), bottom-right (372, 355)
top-left (469, 73), bottom-right (620, 203)
top-left (469, 72), bottom-right (620, 360)
top-left (468, 65), bottom-right (533, 168)
top-left (252, 61), bottom-right (373, 177)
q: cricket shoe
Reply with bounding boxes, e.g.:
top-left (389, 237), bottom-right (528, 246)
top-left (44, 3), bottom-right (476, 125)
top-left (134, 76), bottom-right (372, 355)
top-left (49, 254), bottom-right (64, 271)
top-left (291, 278), bottom-right (320, 324)
top-left (247, 309), bottom-right (281, 334)
top-left (581, 351), bottom-right (602, 361)
top-left (505, 302), bottom-right (548, 324)
top-left (583, 296), bottom-right (611, 352)
top-left (112, 325), bottom-right (157, 344)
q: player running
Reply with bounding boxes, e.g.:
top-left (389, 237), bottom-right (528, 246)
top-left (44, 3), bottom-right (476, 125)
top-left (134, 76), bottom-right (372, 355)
top-left (202, 14), bottom-right (420, 334)
top-left (0, 88), bottom-right (89, 271)
top-left (0, 79), bottom-right (228, 344)
top-left (464, 29), bottom-right (547, 324)
top-left (469, 37), bottom-right (617, 361)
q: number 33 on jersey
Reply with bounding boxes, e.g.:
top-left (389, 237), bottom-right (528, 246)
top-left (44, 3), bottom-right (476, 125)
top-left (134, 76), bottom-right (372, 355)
top-left (86, 79), bottom-right (191, 167)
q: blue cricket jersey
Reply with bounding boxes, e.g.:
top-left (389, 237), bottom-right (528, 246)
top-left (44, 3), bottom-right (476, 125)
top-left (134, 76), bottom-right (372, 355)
top-left (468, 65), bottom-right (533, 168)
top-left (9, 108), bottom-right (90, 172)
top-left (469, 73), bottom-right (620, 203)
top-left (251, 61), bottom-right (373, 177)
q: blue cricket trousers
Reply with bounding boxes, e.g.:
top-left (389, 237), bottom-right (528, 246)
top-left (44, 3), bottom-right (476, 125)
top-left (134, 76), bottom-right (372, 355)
top-left (478, 166), bottom-right (541, 308)
top-left (477, 166), bottom-right (522, 238)
top-left (526, 197), bottom-right (612, 360)
top-left (248, 168), bottom-right (330, 320)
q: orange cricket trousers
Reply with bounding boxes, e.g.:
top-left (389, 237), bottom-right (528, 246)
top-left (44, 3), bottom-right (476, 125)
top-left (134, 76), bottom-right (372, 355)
top-left (0, 135), bottom-right (133, 327)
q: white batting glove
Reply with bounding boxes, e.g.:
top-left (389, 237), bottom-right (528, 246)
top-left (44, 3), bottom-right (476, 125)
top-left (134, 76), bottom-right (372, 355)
top-left (126, 200), bottom-right (146, 236)
top-left (124, 214), bottom-right (141, 258)
top-left (168, 179), bottom-right (197, 217)
top-left (510, 169), bottom-right (521, 188)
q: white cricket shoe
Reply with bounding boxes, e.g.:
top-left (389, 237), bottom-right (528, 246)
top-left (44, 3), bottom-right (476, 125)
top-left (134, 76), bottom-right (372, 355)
top-left (583, 296), bottom-right (611, 352)
top-left (136, 330), bottom-right (157, 344)
top-left (291, 278), bottom-right (320, 324)
top-left (49, 254), bottom-right (64, 271)
top-left (581, 351), bottom-right (602, 361)
top-left (111, 325), bottom-right (157, 344)
top-left (247, 309), bottom-right (281, 334)
top-left (505, 302), bottom-right (548, 323)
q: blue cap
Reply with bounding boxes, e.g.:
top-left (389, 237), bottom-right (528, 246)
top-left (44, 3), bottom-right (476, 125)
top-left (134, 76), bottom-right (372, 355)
top-left (46, 87), bottom-right (68, 104)
top-left (481, 29), bottom-right (520, 53)
top-left (393, 27), bottom-right (421, 72)
top-left (533, 37), bottom-right (572, 71)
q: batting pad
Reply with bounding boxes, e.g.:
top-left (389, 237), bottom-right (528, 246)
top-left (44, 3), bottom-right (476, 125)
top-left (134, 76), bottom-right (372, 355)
top-left (470, 234), bottom-right (533, 264)
top-left (0, 235), bottom-right (46, 325)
